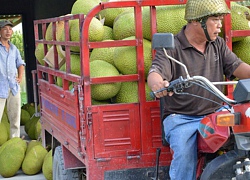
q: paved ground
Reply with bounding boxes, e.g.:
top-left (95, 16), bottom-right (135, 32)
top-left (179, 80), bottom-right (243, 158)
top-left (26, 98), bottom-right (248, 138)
top-left (0, 126), bottom-right (47, 180)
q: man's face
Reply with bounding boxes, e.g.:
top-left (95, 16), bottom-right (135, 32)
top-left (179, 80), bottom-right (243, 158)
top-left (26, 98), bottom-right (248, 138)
top-left (0, 25), bottom-right (13, 40)
top-left (206, 15), bottom-right (224, 41)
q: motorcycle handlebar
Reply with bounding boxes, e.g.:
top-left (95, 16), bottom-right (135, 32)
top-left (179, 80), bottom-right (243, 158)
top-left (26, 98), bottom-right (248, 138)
top-left (150, 75), bottom-right (237, 104)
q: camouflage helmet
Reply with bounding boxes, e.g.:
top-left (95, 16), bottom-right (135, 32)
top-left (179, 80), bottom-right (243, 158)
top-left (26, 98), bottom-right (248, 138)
top-left (184, 0), bottom-right (231, 22)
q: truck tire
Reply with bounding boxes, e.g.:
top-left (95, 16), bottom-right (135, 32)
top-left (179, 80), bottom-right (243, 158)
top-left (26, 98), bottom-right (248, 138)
top-left (53, 146), bottom-right (84, 180)
top-left (200, 150), bottom-right (244, 180)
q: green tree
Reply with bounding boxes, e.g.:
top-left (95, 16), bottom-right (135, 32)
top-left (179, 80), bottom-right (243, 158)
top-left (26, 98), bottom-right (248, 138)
top-left (11, 30), bottom-right (25, 60)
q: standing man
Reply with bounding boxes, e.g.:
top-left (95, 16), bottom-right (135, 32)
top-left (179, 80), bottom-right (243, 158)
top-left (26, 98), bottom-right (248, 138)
top-left (0, 20), bottom-right (25, 138)
top-left (147, 0), bottom-right (250, 179)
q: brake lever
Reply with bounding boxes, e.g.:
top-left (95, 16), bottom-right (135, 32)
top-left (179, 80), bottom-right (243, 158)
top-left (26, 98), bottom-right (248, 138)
top-left (150, 76), bottom-right (185, 98)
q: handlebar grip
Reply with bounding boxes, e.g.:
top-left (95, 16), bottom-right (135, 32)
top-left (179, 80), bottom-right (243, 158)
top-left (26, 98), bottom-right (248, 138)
top-left (150, 87), bottom-right (169, 98)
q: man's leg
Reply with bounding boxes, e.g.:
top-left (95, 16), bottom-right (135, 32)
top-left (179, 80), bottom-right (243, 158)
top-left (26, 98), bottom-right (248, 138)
top-left (7, 91), bottom-right (21, 138)
top-left (0, 98), bottom-right (6, 123)
top-left (163, 114), bottom-right (204, 180)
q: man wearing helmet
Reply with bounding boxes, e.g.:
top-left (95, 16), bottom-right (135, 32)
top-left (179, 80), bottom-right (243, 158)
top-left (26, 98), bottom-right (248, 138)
top-left (147, 0), bottom-right (250, 179)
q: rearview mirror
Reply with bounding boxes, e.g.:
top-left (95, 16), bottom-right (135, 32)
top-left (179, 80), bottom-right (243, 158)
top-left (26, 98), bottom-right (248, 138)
top-left (152, 33), bottom-right (175, 50)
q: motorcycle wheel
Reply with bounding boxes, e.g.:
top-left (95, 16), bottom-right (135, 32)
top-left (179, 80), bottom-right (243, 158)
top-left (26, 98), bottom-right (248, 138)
top-left (200, 150), bottom-right (244, 180)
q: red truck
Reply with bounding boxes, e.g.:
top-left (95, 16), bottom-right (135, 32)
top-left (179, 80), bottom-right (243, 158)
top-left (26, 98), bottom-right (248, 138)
top-left (33, 0), bottom-right (250, 179)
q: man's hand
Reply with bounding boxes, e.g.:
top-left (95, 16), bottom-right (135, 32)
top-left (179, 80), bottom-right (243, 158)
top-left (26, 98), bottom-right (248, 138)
top-left (152, 80), bottom-right (174, 98)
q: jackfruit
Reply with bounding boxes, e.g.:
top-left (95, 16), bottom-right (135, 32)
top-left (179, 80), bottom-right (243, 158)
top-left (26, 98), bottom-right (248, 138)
top-left (24, 115), bottom-right (40, 139)
top-left (20, 108), bottom-right (31, 125)
top-left (35, 43), bottom-right (46, 66)
top-left (0, 137), bottom-right (27, 177)
top-left (233, 36), bottom-right (250, 64)
top-left (42, 149), bottom-right (53, 180)
top-left (142, 5), bottom-right (186, 41)
top-left (221, 3), bottom-right (250, 42)
top-left (56, 54), bottom-right (81, 87)
top-left (0, 123), bottom-right (8, 146)
top-left (90, 60), bottom-right (121, 100)
top-left (90, 41), bottom-right (115, 66)
top-left (27, 117), bottom-right (41, 140)
top-left (103, 25), bottom-right (114, 40)
top-left (60, 18), bottom-right (104, 52)
top-left (71, 0), bottom-right (100, 15)
top-left (1, 112), bottom-right (10, 139)
top-left (22, 103), bottom-right (36, 116)
top-left (46, 20), bottom-right (65, 59)
top-left (92, 99), bottom-right (111, 105)
top-left (113, 36), bottom-right (152, 79)
top-left (99, 7), bottom-right (132, 27)
top-left (26, 140), bottom-right (42, 154)
top-left (22, 144), bottom-right (48, 175)
top-left (114, 81), bottom-right (154, 103)
top-left (113, 12), bottom-right (135, 40)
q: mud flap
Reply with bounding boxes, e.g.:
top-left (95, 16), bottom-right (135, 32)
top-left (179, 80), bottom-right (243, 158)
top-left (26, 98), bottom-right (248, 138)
top-left (200, 150), bottom-right (245, 180)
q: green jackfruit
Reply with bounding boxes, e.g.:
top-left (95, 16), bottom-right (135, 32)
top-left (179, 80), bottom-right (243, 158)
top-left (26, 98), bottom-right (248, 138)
top-left (233, 36), bottom-right (250, 64)
top-left (114, 81), bottom-right (154, 103)
top-left (0, 123), bottom-right (8, 146)
top-left (26, 140), bottom-right (42, 154)
top-left (142, 5), bottom-right (186, 41)
top-left (0, 138), bottom-right (27, 177)
top-left (22, 144), bottom-right (48, 175)
top-left (90, 40), bottom-right (116, 66)
top-left (56, 54), bottom-right (81, 87)
top-left (99, 7), bottom-right (132, 27)
top-left (113, 36), bottom-right (152, 79)
top-left (21, 108), bottom-right (31, 125)
top-left (1, 112), bottom-right (10, 139)
top-left (71, 0), bottom-right (100, 15)
top-left (113, 12), bottom-right (135, 40)
top-left (102, 26), bottom-right (114, 40)
top-left (42, 149), bottom-right (53, 180)
top-left (90, 60), bottom-right (121, 100)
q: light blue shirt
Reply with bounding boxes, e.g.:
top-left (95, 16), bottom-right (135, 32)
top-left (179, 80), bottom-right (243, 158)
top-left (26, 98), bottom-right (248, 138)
top-left (0, 41), bottom-right (25, 98)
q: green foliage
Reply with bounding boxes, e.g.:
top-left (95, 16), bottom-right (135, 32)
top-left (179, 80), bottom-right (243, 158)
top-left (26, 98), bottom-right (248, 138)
top-left (11, 31), bottom-right (25, 60)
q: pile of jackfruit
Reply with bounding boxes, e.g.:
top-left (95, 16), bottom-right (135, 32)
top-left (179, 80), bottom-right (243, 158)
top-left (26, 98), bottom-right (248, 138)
top-left (0, 103), bottom-right (52, 180)
top-left (0, 138), bottom-right (52, 179)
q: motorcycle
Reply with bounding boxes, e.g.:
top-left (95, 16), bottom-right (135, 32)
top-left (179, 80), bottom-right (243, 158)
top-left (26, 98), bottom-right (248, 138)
top-left (151, 33), bottom-right (250, 180)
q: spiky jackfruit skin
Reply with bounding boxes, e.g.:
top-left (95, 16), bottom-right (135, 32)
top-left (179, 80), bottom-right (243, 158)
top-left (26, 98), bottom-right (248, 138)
top-left (0, 123), bottom-right (8, 145)
top-left (113, 36), bottom-right (152, 79)
top-left (20, 108), bottom-right (30, 125)
top-left (0, 138), bottom-right (27, 178)
top-left (1, 112), bottom-right (10, 139)
top-left (26, 140), bottom-right (42, 154)
top-left (98, 7), bottom-right (132, 27)
top-left (90, 60), bottom-right (121, 100)
top-left (102, 26), bottom-right (114, 40)
top-left (220, 3), bottom-right (250, 42)
top-left (113, 12), bottom-right (135, 40)
top-left (56, 54), bottom-right (80, 87)
top-left (42, 149), bottom-right (53, 180)
top-left (233, 36), bottom-right (250, 65)
top-left (90, 41), bottom-right (116, 66)
top-left (71, 0), bottom-right (100, 15)
top-left (142, 5), bottom-right (186, 41)
top-left (114, 81), bottom-right (154, 103)
top-left (22, 144), bottom-right (48, 175)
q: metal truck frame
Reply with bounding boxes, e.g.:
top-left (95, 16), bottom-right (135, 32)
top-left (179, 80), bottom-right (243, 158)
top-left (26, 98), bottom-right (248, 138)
top-left (33, 0), bottom-right (250, 179)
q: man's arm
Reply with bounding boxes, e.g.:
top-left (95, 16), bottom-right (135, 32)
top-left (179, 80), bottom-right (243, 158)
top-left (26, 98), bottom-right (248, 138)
top-left (233, 62), bottom-right (250, 79)
top-left (147, 72), bottom-right (172, 98)
top-left (16, 65), bottom-right (24, 84)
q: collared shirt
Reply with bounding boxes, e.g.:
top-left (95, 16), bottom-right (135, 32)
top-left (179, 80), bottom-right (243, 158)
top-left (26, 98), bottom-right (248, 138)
top-left (0, 41), bottom-right (25, 98)
top-left (149, 26), bottom-right (243, 116)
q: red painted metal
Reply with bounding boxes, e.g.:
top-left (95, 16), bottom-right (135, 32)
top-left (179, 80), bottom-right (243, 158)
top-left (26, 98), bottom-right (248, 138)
top-left (33, 0), bottom-right (250, 179)
top-left (198, 112), bottom-right (230, 153)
